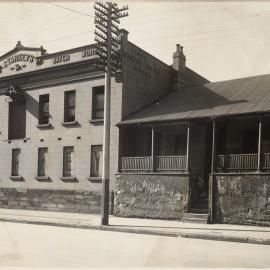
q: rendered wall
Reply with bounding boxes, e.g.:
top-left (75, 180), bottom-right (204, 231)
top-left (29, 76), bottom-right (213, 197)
top-left (114, 174), bottom-right (190, 219)
top-left (214, 174), bottom-right (270, 225)
top-left (0, 73), bottom-right (122, 213)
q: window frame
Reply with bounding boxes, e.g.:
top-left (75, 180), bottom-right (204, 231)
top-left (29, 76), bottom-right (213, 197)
top-left (11, 148), bottom-right (21, 177)
top-left (38, 94), bottom-right (50, 125)
top-left (90, 144), bottom-right (103, 180)
top-left (8, 100), bottom-right (26, 140)
top-left (37, 147), bottom-right (48, 177)
top-left (92, 86), bottom-right (104, 120)
top-left (64, 90), bottom-right (76, 123)
top-left (63, 146), bottom-right (74, 177)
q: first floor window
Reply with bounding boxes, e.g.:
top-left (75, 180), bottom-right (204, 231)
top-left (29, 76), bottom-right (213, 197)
top-left (64, 90), bottom-right (76, 122)
top-left (92, 86), bottom-right (104, 120)
top-left (11, 149), bottom-right (21, 176)
top-left (9, 101), bottom-right (26, 140)
top-left (91, 145), bottom-right (103, 177)
top-left (63, 146), bottom-right (74, 177)
top-left (37, 148), bottom-right (48, 176)
top-left (39, 94), bottom-right (50, 125)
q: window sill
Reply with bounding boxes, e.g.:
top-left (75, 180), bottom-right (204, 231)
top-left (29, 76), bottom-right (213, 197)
top-left (9, 176), bottom-right (24, 181)
top-left (88, 177), bottom-right (102, 183)
top-left (36, 123), bottom-right (52, 129)
top-left (61, 176), bottom-right (78, 182)
top-left (89, 119), bottom-right (104, 124)
top-left (5, 138), bottom-right (30, 143)
top-left (35, 176), bottom-right (51, 182)
top-left (61, 120), bottom-right (78, 127)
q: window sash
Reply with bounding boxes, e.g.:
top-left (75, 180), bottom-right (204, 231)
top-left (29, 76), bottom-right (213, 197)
top-left (38, 148), bottom-right (48, 176)
top-left (63, 147), bottom-right (74, 177)
top-left (92, 86), bottom-right (104, 119)
top-left (12, 149), bottom-right (21, 176)
top-left (64, 91), bottom-right (76, 122)
top-left (39, 95), bottom-right (49, 124)
top-left (91, 145), bottom-right (103, 177)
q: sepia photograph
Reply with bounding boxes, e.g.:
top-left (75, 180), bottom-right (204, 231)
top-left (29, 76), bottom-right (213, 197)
top-left (0, 1), bottom-right (270, 269)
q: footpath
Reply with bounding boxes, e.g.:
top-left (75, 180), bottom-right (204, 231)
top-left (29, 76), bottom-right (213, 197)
top-left (0, 208), bottom-right (270, 245)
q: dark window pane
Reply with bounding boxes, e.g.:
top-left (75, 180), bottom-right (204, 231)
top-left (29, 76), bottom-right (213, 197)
top-left (64, 91), bottom-right (76, 122)
top-left (12, 149), bottom-right (21, 176)
top-left (38, 148), bottom-right (48, 176)
top-left (91, 145), bottom-right (103, 177)
top-left (39, 94), bottom-right (50, 124)
top-left (92, 86), bottom-right (104, 119)
top-left (9, 101), bottom-right (26, 140)
top-left (63, 146), bottom-right (74, 177)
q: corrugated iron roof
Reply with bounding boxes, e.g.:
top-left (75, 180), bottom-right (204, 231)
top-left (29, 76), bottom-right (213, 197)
top-left (119, 73), bottom-right (270, 125)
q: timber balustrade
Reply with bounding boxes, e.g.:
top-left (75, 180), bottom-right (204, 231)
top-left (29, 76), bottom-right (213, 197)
top-left (217, 153), bottom-right (270, 173)
top-left (121, 156), bottom-right (152, 173)
top-left (120, 155), bottom-right (188, 173)
top-left (263, 153), bottom-right (270, 170)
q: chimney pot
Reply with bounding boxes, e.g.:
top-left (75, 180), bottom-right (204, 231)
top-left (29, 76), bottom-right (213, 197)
top-left (119, 29), bottom-right (129, 43)
top-left (173, 43), bottom-right (186, 73)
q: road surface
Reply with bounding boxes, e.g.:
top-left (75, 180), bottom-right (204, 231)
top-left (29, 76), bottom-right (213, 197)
top-left (0, 221), bottom-right (270, 268)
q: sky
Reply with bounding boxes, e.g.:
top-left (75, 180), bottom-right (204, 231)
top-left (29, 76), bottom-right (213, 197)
top-left (0, 2), bottom-right (270, 82)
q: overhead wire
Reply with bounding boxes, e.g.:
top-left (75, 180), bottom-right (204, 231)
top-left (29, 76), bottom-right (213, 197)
top-left (0, 3), bottom-right (269, 56)
top-left (49, 3), bottom-right (94, 18)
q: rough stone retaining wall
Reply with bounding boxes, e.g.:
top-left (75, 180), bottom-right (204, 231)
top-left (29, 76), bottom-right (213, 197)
top-left (114, 174), bottom-right (190, 220)
top-left (0, 188), bottom-right (101, 213)
top-left (214, 174), bottom-right (270, 225)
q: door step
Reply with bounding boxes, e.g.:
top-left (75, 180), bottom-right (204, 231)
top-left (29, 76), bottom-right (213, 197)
top-left (189, 208), bottom-right (208, 214)
top-left (182, 216), bottom-right (208, 224)
top-left (183, 213), bottom-right (209, 219)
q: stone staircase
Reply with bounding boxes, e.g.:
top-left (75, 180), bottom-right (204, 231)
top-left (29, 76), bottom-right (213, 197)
top-left (182, 194), bottom-right (209, 224)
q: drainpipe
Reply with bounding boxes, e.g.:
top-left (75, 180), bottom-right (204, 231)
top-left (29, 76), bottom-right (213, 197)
top-left (209, 118), bottom-right (217, 223)
top-left (257, 116), bottom-right (263, 172)
top-left (186, 122), bottom-right (190, 173)
top-left (151, 125), bottom-right (155, 172)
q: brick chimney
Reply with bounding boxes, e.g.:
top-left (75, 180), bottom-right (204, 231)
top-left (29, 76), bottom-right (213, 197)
top-left (173, 44), bottom-right (186, 73)
top-left (115, 29), bottom-right (129, 83)
top-left (172, 44), bottom-right (186, 90)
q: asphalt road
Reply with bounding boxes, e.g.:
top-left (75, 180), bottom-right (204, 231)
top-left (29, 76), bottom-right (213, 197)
top-left (1, 221), bottom-right (270, 268)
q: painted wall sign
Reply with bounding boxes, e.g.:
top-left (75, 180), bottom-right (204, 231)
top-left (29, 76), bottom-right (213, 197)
top-left (125, 47), bottom-right (161, 79)
top-left (53, 54), bottom-right (70, 64)
top-left (0, 53), bottom-right (35, 72)
top-left (82, 49), bottom-right (95, 58)
top-left (3, 53), bottom-right (35, 68)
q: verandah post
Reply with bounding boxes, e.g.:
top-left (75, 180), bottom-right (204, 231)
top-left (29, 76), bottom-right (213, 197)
top-left (209, 118), bottom-right (217, 223)
top-left (257, 116), bottom-right (263, 172)
top-left (186, 122), bottom-right (190, 172)
top-left (151, 125), bottom-right (155, 172)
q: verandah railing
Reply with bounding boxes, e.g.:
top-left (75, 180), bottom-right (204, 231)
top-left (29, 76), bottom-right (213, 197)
top-left (120, 155), bottom-right (188, 173)
top-left (120, 153), bottom-right (270, 174)
top-left (217, 153), bottom-right (270, 173)
top-left (156, 155), bottom-right (187, 173)
top-left (121, 156), bottom-right (152, 173)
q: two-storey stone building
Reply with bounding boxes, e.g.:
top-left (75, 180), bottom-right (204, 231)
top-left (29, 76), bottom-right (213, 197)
top-left (0, 30), bottom-right (186, 213)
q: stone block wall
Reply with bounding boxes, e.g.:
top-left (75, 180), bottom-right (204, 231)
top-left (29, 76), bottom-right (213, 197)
top-left (0, 188), bottom-right (101, 213)
top-left (114, 174), bottom-right (190, 220)
top-left (214, 174), bottom-right (270, 225)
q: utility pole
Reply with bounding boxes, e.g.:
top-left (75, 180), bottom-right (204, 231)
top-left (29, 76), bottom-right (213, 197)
top-left (94, 2), bottom-right (128, 225)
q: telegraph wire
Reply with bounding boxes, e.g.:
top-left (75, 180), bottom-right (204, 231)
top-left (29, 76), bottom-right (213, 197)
top-left (49, 3), bottom-right (94, 18)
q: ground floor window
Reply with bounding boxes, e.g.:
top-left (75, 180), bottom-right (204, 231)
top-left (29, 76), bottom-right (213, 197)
top-left (11, 148), bottom-right (21, 176)
top-left (37, 147), bottom-right (48, 177)
top-left (91, 145), bottom-right (103, 177)
top-left (63, 146), bottom-right (74, 177)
